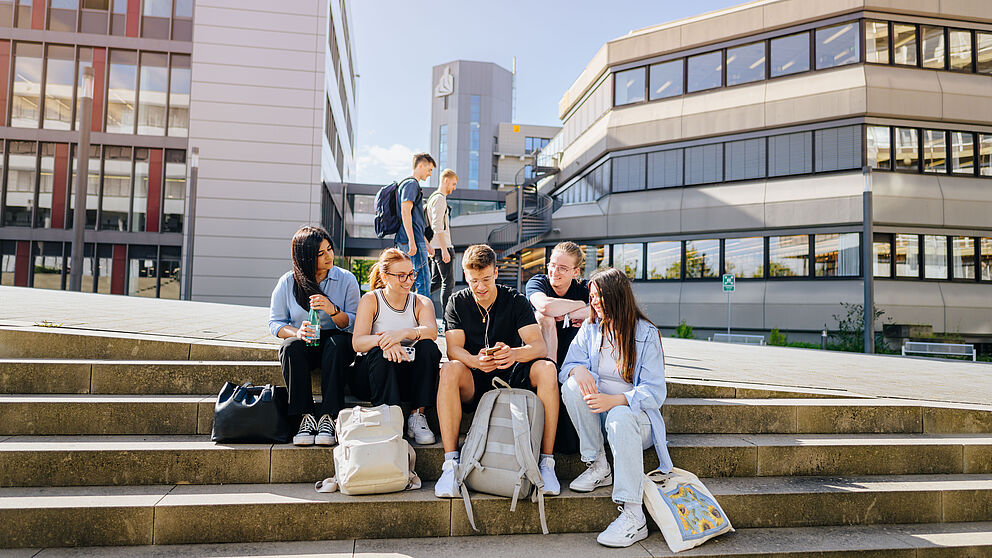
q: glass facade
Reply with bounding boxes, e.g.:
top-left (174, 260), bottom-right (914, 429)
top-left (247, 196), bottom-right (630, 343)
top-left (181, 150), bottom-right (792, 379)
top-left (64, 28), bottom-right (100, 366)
top-left (137, 52), bottom-right (168, 135)
top-left (770, 32), bottom-right (809, 77)
top-left (873, 235), bottom-right (891, 277)
top-left (894, 128), bottom-right (919, 171)
top-left (893, 24), bottom-right (918, 66)
top-left (923, 130), bottom-right (946, 173)
top-left (647, 241), bottom-right (680, 279)
top-left (726, 42), bottom-right (764, 86)
top-left (866, 21), bottom-right (889, 64)
top-left (685, 239), bottom-right (719, 279)
top-left (11, 42), bottom-right (43, 127)
top-left (614, 67), bottom-right (645, 105)
top-left (44, 45), bottom-right (75, 130)
top-left (106, 49), bottom-right (137, 133)
top-left (923, 235), bottom-right (948, 279)
top-left (815, 22), bottom-right (859, 69)
top-left (768, 235), bottom-right (809, 277)
top-left (468, 95), bottom-right (480, 188)
top-left (649, 59), bottom-right (682, 100)
top-left (613, 243), bottom-right (643, 280)
top-left (921, 26), bottom-right (945, 69)
top-left (814, 233), bottom-right (859, 277)
top-left (952, 236), bottom-right (975, 280)
top-left (438, 124), bottom-right (448, 173)
top-left (167, 54), bottom-right (190, 137)
top-left (895, 234), bottom-right (919, 277)
top-left (724, 237), bottom-right (763, 278)
top-left (687, 51), bottom-right (722, 92)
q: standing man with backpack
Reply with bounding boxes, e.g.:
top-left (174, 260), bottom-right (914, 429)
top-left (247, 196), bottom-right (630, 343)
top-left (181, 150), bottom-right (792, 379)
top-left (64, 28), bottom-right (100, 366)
top-left (395, 153), bottom-right (436, 298)
top-left (427, 169), bottom-right (457, 316)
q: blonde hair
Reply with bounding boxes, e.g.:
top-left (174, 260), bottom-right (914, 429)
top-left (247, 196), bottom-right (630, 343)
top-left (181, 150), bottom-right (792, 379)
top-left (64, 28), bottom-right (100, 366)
top-left (367, 248), bottom-right (412, 290)
top-left (463, 244), bottom-right (496, 271)
top-left (552, 241), bottom-right (584, 270)
top-left (440, 168), bottom-right (458, 181)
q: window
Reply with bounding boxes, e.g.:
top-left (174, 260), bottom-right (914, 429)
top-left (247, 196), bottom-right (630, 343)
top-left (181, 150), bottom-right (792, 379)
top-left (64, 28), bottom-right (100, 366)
top-left (32, 241), bottom-right (64, 290)
top-left (685, 144), bottom-right (723, 185)
top-left (647, 149), bottom-right (683, 188)
top-left (37, 143), bottom-right (55, 227)
top-left (982, 238), bottom-right (992, 281)
top-left (922, 130), bottom-right (946, 173)
top-left (950, 132), bottom-right (974, 174)
top-left (923, 235), bottom-right (948, 279)
top-left (613, 243), bottom-right (643, 280)
top-left (771, 32), bottom-right (810, 77)
top-left (159, 246), bottom-right (181, 299)
top-left (612, 154), bottom-right (645, 192)
top-left (873, 234), bottom-right (891, 277)
top-left (524, 137), bottom-right (549, 154)
top-left (11, 42), bottom-right (43, 128)
top-left (80, 0), bottom-right (109, 34)
top-left (131, 148), bottom-right (149, 232)
top-left (921, 26), bottom-right (945, 69)
top-left (138, 52), bottom-right (168, 136)
top-left (894, 24), bottom-right (918, 66)
top-left (44, 45), bottom-right (76, 130)
top-left (724, 237), bottom-right (764, 278)
top-left (725, 138), bottom-right (766, 181)
top-left (558, 161), bottom-right (610, 206)
top-left (173, 0), bottom-right (193, 41)
top-left (163, 149), bottom-right (185, 233)
top-left (469, 95), bottom-right (480, 188)
top-left (0, 0), bottom-right (12, 27)
top-left (110, 0), bottom-right (125, 35)
top-left (980, 134), bottom-right (991, 176)
top-left (647, 241), bottom-right (680, 279)
top-left (687, 51), bottom-right (722, 92)
top-left (168, 55), bottom-right (190, 137)
top-left (949, 30), bottom-right (972, 71)
top-left (895, 233), bottom-right (919, 277)
top-left (894, 128), bottom-right (919, 171)
top-left (106, 50), bottom-right (137, 134)
top-left (13, 0), bottom-right (30, 28)
top-left (814, 233), bottom-right (859, 277)
top-left (952, 237), bottom-right (975, 280)
top-left (816, 22), bottom-right (859, 69)
top-left (866, 21), bottom-right (889, 64)
top-left (438, 124), bottom-right (448, 176)
top-left (769, 235), bottom-right (812, 278)
top-left (867, 126), bottom-right (891, 170)
top-left (726, 42), bottom-right (765, 86)
top-left (814, 126), bottom-right (860, 172)
top-left (614, 67), bottom-right (645, 105)
top-left (100, 146), bottom-right (131, 231)
top-left (979, 32), bottom-right (992, 74)
top-left (141, 0), bottom-right (170, 39)
top-left (49, 0), bottom-right (78, 32)
top-left (768, 131), bottom-right (812, 176)
top-left (129, 245), bottom-right (158, 297)
top-left (75, 47), bottom-right (93, 129)
top-left (649, 59), bottom-right (682, 100)
top-left (685, 239), bottom-right (719, 278)
top-left (69, 144), bottom-right (100, 229)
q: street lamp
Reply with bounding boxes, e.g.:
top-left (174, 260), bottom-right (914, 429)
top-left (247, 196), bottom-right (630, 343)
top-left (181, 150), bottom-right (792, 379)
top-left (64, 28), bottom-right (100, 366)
top-left (68, 66), bottom-right (94, 291)
top-left (181, 147), bottom-right (199, 300)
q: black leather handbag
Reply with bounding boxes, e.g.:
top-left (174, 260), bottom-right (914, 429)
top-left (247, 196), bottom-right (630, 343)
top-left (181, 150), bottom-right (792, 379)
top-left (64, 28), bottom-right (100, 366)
top-left (211, 382), bottom-right (292, 443)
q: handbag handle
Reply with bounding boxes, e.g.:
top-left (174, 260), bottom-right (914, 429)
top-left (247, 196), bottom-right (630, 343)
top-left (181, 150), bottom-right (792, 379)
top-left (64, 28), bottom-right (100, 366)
top-left (492, 377), bottom-right (512, 390)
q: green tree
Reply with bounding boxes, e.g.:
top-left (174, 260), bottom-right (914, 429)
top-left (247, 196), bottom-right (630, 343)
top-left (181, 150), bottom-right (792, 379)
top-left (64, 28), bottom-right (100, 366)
top-left (831, 302), bottom-right (888, 352)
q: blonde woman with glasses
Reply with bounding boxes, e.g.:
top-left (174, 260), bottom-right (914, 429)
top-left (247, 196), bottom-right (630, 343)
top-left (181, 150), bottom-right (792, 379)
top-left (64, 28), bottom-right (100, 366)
top-left (352, 248), bottom-right (442, 445)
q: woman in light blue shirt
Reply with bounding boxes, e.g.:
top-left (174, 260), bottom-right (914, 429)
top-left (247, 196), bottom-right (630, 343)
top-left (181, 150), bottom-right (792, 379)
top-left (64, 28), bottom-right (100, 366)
top-left (268, 226), bottom-right (360, 447)
top-left (559, 267), bottom-right (672, 548)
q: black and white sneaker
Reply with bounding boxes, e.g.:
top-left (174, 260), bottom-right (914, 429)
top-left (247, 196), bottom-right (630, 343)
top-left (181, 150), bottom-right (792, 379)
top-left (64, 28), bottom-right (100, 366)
top-left (293, 413), bottom-right (317, 446)
top-left (315, 414), bottom-right (336, 446)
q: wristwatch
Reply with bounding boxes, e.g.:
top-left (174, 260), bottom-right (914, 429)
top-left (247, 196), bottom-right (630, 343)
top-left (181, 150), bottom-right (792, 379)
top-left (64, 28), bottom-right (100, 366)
top-left (329, 307), bottom-right (341, 317)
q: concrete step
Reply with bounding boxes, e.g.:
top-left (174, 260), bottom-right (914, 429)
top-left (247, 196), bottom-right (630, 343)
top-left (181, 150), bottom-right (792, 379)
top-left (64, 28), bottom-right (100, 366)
top-left (1, 476), bottom-right (990, 547)
top-left (1, 434), bottom-right (990, 487)
top-left (15, 523), bottom-right (992, 557)
top-left (2, 395), bottom-right (991, 437)
top-left (0, 359), bottom-right (866, 399)
top-left (0, 326), bottom-right (277, 362)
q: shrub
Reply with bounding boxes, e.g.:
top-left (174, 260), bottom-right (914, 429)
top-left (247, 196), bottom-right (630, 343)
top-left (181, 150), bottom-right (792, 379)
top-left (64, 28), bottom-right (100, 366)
top-left (769, 328), bottom-right (788, 346)
top-left (675, 320), bottom-right (695, 339)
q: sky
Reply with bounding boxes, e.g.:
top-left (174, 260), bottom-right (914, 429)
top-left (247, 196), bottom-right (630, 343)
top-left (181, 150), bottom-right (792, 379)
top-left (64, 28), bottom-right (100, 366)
top-left (350, 0), bottom-right (743, 184)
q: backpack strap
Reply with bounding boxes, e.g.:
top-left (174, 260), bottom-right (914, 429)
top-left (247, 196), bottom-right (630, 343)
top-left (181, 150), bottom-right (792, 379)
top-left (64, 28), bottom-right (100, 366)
top-left (508, 392), bottom-right (549, 535)
top-left (456, 389), bottom-right (499, 532)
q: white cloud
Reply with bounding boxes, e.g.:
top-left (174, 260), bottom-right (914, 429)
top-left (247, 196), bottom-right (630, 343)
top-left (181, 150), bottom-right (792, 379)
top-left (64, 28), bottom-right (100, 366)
top-left (355, 143), bottom-right (420, 185)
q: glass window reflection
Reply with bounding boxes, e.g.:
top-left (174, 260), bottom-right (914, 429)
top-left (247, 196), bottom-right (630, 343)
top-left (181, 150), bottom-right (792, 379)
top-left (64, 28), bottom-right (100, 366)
top-left (647, 241), bottom-right (680, 279)
top-left (768, 235), bottom-right (809, 277)
top-left (168, 55), bottom-right (191, 137)
top-left (866, 21), bottom-right (889, 64)
top-left (163, 149), bottom-right (186, 233)
top-left (816, 22), bottom-right (859, 69)
top-left (814, 233), bottom-right (859, 277)
top-left (921, 26), bottom-right (945, 69)
top-left (613, 243), bottom-right (643, 280)
top-left (952, 237), bottom-right (975, 280)
top-left (11, 42), bottom-right (43, 128)
top-left (44, 45), bottom-right (76, 130)
top-left (867, 126), bottom-right (891, 170)
top-left (949, 30), bottom-right (972, 71)
top-left (685, 239), bottom-right (719, 279)
top-left (771, 32), bottom-right (810, 77)
top-left (894, 24), bottom-right (918, 66)
top-left (687, 51), bottom-right (722, 92)
top-left (137, 52), bottom-right (168, 135)
top-left (924, 235), bottom-right (948, 279)
top-left (724, 237), bottom-right (764, 278)
top-left (106, 49), bottom-right (137, 134)
top-left (726, 42), bottom-right (765, 86)
top-left (895, 234), bottom-right (919, 277)
top-left (922, 130), bottom-right (946, 174)
top-left (979, 33), bottom-right (992, 74)
top-left (100, 146), bottom-right (131, 231)
top-left (649, 59), bottom-right (682, 100)
top-left (895, 128), bottom-right (919, 171)
top-left (614, 67), bottom-right (645, 105)
top-left (4, 141), bottom-right (36, 226)
top-left (950, 132), bottom-right (974, 174)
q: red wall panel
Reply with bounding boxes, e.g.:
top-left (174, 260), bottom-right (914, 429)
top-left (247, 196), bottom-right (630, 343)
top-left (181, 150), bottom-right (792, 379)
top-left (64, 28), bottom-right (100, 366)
top-left (146, 149), bottom-right (163, 233)
top-left (91, 48), bottom-right (106, 132)
top-left (125, 0), bottom-right (139, 37)
top-left (31, 0), bottom-right (45, 29)
top-left (0, 41), bottom-right (9, 126)
top-left (111, 244), bottom-right (126, 294)
top-left (51, 143), bottom-right (69, 229)
top-left (14, 241), bottom-right (30, 287)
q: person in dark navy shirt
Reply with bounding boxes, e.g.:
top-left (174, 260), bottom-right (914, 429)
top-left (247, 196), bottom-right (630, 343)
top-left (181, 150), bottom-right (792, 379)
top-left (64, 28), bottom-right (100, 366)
top-left (526, 241), bottom-right (590, 364)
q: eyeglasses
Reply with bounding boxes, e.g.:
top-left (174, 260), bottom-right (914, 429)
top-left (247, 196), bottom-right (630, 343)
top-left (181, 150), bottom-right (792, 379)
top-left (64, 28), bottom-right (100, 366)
top-left (547, 263), bottom-right (576, 273)
top-left (384, 270), bottom-right (418, 282)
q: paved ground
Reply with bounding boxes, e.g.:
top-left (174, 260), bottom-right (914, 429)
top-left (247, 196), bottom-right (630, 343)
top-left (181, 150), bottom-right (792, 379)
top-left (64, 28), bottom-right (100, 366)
top-left (2, 286), bottom-right (990, 406)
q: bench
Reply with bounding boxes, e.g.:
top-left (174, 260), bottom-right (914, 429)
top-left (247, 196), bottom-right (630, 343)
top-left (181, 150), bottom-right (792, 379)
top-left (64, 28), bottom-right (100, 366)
top-left (901, 341), bottom-right (976, 361)
top-left (711, 333), bottom-right (766, 345)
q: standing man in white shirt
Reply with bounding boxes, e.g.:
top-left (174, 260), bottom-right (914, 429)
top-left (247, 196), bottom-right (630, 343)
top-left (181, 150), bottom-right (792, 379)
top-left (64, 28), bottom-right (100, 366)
top-left (427, 169), bottom-right (457, 315)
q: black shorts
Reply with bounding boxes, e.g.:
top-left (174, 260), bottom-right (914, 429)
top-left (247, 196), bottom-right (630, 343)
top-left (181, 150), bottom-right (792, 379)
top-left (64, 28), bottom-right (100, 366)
top-left (463, 357), bottom-right (557, 413)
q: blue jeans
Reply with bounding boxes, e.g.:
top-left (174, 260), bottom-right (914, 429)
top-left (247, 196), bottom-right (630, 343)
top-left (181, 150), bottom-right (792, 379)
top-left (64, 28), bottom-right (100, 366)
top-left (397, 242), bottom-right (432, 298)
top-left (561, 376), bottom-right (653, 504)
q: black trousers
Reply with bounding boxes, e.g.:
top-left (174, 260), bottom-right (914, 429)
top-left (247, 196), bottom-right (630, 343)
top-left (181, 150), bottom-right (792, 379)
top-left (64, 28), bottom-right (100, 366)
top-left (430, 247), bottom-right (455, 314)
top-left (278, 329), bottom-right (355, 417)
top-left (350, 339), bottom-right (441, 411)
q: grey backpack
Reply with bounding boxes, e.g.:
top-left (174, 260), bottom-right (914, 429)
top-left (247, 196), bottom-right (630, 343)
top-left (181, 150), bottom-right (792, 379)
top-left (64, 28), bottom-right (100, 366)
top-left (456, 377), bottom-right (548, 534)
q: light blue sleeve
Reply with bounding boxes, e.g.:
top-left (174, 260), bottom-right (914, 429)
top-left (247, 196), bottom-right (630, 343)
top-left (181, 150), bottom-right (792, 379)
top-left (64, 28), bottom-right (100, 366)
top-left (559, 322), bottom-right (598, 385)
top-left (623, 330), bottom-right (667, 413)
top-left (268, 275), bottom-right (292, 337)
top-left (340, 272), bottom-right (361, 329)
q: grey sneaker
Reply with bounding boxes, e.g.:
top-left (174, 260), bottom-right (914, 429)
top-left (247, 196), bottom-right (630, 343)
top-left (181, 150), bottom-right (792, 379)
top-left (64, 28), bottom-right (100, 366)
top-left (597, 506), bottom-right (648, 547)
top-left (293, 413), bottom-right (317, 446)
top-left (315, 413), bottom-right (336, 446)
top-left (569, 452), bottom-right (612, 492)
top-left (406, 410), bottom-right (436, 445)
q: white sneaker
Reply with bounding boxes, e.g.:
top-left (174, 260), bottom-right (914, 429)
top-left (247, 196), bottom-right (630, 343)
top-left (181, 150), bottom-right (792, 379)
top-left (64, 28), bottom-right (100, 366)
top-left (406, 410), bottom-right (436, 445)
top-left (539, 456), bottom-right (560, 496)
top-left (597, 506), bottom-right (648, 548)
top-left (434, 458), bottom-right (459, 498)
top-left (314, 414), bottom-right (336, 446)
top-left (293, 414), bottom-right (317, 446)
top-left (569, 453), bottom-right (612, 492)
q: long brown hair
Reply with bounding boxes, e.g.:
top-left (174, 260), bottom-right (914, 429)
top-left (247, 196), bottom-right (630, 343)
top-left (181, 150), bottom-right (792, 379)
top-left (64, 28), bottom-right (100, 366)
top-left (588, 267), bottom-right (658, 383)
top-left (290, 225), bottom-right (334, 310)
top-left (367, 248), bottom-right (412, 290)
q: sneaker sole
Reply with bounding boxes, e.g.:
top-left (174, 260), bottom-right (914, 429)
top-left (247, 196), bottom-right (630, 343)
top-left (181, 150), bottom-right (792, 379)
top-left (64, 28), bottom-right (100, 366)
top-left (569, 474), bottom-right (613, 493)
top-left (314, 436), bottom-right (336, 446)
top-left (293, 436), bottom-right (316, 446)
top-left (407, 430), bottom-right (436, 445)
top-left (597, 526), bottom-right (648, 548)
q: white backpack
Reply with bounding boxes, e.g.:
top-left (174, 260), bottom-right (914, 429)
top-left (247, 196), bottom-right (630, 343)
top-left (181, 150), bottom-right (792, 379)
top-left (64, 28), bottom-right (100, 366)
top-left (456, 377), bottom-right (548, 534)
top-left (314, 404), bottom-right (421, 495)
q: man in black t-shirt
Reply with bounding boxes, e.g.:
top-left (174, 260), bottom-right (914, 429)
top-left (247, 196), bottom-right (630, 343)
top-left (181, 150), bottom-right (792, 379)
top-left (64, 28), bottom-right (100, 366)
top-left (433, 244), bottom-right (561, 500)
top-left (527, 242), bottom-right (590, 364)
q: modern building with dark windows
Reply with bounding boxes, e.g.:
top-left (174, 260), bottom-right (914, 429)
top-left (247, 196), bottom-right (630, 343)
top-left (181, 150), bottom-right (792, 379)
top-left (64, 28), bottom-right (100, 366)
top-left (0, 0), bottom-right (357, 305)
top-left (449, 0), bottom-right (992, 346)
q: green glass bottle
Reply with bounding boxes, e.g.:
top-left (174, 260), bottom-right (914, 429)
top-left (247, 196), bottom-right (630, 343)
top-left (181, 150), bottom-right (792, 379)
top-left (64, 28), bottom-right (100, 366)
top-left (307, 306), bottom-right (321, 347)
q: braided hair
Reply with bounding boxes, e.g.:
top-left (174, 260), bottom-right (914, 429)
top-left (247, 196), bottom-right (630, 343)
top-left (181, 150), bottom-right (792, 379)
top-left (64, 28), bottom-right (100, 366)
top-left (290, 225), bottom-right (334, 311)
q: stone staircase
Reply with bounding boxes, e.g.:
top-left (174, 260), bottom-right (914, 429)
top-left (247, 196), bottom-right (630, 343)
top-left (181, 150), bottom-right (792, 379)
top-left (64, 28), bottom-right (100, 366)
top-left (2, 325), bottom-right (992, 555)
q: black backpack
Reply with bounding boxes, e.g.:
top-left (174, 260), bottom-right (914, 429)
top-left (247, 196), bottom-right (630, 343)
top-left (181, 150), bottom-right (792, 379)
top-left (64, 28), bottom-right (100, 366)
top-left (373, 177), bottom-right (433, 241)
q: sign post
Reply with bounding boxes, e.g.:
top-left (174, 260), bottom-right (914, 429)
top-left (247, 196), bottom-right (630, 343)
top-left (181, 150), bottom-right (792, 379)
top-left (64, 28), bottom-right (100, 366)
top-left (722, 274), bottom-right (735, 335)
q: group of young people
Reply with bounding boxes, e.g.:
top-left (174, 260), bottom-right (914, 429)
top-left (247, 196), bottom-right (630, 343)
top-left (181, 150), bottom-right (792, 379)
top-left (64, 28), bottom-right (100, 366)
top-left (266, 157), bottom-right (673, 548)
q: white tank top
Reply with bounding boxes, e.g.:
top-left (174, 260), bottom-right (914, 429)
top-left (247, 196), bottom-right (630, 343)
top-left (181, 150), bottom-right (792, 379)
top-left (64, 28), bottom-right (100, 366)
top-left (598, 335), bottom-right (634, 395)
top-left (371, 289), bottom-right (418, 335)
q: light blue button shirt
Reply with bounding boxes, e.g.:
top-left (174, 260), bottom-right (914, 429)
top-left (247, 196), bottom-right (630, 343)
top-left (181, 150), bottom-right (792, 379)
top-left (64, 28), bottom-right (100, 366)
top-left (267, 267), bottom-right (361, 337)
